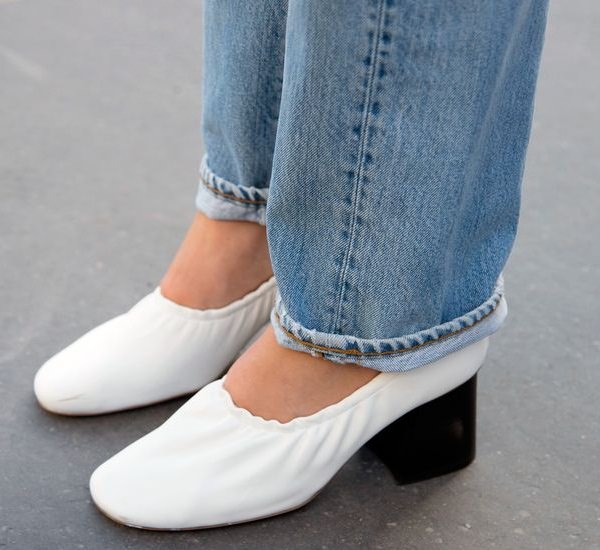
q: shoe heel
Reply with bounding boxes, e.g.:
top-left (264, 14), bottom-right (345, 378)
top-left (366, 374), bottom-right (477, 485)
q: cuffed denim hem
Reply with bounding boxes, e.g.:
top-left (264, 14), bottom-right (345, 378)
top-left (195, 155), bottom-right (269, 225)
top-left (271, 277), bottom-right (507, 373)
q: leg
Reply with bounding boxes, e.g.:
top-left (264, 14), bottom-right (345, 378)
top-left (226, 0), bottom-right (548, 419)
top-left (268, 0), bottom-right (548, 371)
top-left (34, 1), bottom-right (289, 415)
top-left (161, 0), bottom-right (288, 308)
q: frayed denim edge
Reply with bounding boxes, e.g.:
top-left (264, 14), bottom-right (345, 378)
top-left (195, 155), bottom-right (268, 225)
top-left (271, 277), bottom-right (507, 373)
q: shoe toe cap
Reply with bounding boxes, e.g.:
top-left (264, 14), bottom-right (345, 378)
top-left (89, 463), bottom-right (140, 528)
top-left (33, 315), bottom-right (141, 415)
top-left (89, 451), bottom-right (197, 530)
top-left (33, 353), bottom-right (97, 415)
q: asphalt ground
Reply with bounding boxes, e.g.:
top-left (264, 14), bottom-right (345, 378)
top-left (1, 1), bottom-right (598, 548)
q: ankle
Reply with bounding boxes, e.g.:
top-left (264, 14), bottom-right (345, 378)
top-left (224, 327), bottom-right (379, 423)
top-left (161, 213), bottom-right (273, 309)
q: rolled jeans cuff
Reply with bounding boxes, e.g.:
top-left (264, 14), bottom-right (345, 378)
top-left (271, 277), bottom-right (507, 373)
top-left (195, 155), bottom-right (269, 225)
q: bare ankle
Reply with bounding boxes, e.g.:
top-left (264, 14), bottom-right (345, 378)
top-left (161, 213), bottom-right (272, 309)
top-left (224, 327), bottom-right (379, 423)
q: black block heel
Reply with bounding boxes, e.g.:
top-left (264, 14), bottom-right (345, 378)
top-left (366, 374), bottom-right (477, 485)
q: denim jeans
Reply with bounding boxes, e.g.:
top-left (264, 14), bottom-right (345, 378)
top-left (196, 0), bottom-right (548, 372)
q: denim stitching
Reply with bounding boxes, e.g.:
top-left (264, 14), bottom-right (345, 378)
top-left (199, 175), bottom-right (267, 205)
top-left (274, 276), bottom-right (504, 357)
top-left (274, 299), bottom-right (498, 357)
top-left (331, 0), bottom-right (389, 333)
top-left (199, 156), bottom-right (268, 206)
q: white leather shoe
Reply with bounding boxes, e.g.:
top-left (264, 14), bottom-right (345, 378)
top-left (34, 277), bottom-right (277, 415)
top-left (89, 335), bottom-right (490, 530)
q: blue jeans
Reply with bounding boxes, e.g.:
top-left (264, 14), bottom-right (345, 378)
top-left (196, 0), bottom-right (548, 372)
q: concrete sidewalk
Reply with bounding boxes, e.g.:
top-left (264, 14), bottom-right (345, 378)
top-left (1, 1), bottom-right (598, 548)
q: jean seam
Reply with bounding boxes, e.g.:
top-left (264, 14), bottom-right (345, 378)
top-left (199, 155), bottom-right (268, 208)
top-left (199, 175), bottom-right (267, 206)
top-left (331, 0), bottom-right (388, 334)
top-left (274, 275), bottom-right (504, 358)
top-left (274, 296), bottom-right (499, 358)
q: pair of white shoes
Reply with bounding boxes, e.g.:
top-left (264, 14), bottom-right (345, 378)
top-left (34, 278), bottom-right (494, 530)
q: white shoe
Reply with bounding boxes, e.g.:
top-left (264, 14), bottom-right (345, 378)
top-left (34, 278), bottom-right (277, 415)
top-left (89, 336), bottom-right (490, 530)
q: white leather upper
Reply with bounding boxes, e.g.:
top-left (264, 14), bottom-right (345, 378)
top-left (34, 278), bottom-right (277, 415)
top-left (89, 336), bottom-right (488, 529)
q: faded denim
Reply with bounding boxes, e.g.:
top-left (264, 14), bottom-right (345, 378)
top-left (196, 0), bottom-right (548, 372)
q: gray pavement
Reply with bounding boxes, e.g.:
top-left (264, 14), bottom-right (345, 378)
top-left (1, 1), bottom-right (598, 549)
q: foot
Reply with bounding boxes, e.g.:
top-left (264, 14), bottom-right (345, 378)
top-left (160, 212), bottom-right (273, 309)
top-left (89, 336), bottom-right (489, 529)
top-left (34, 211), bottom-right (277, 415)
top-left (223, 325), bottom-right (379, 423)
